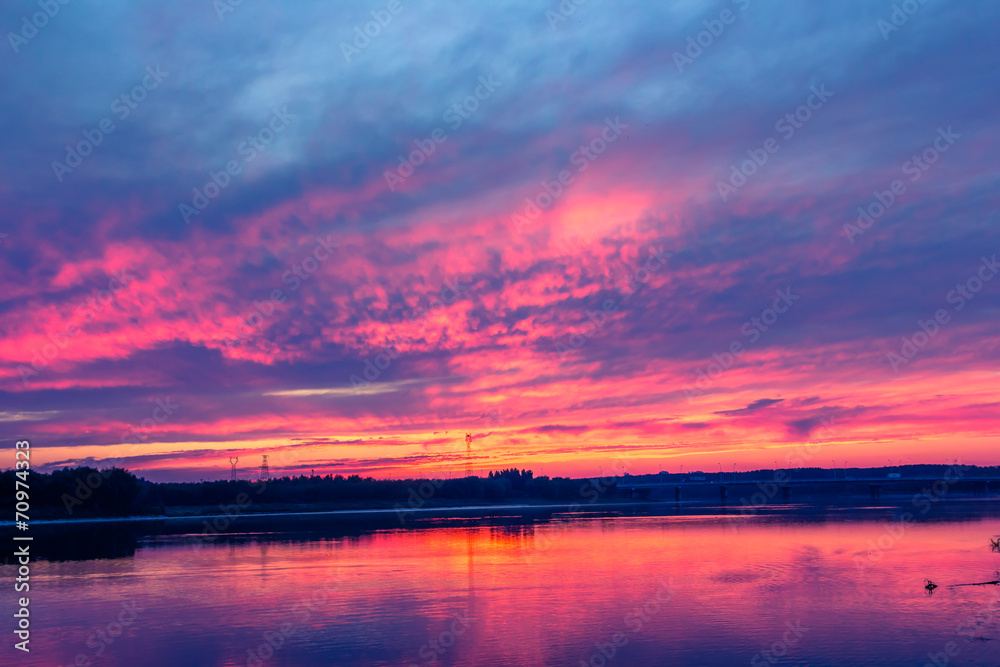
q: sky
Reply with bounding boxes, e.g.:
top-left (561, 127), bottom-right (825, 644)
top-left (1, 0), bottom-right (998, 482)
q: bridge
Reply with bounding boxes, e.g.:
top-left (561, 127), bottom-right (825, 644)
top-left (614, 475), bottom-right (1000, 503)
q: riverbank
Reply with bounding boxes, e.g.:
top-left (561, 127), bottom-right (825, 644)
top-left (5, 491), bottom-right (998, 527)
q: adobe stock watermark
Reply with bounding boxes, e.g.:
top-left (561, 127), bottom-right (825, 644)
top-left (409, 612), bottom-right (473, 666)
top-left (580, 580), bottom-right (675, 666)
top-left (750, 620), bottom-right (809, 666)
top-left (384, 73), bottom-right (502, 191)
top-left (844, 127), bottom-right (959, 244)
top-left (729, 418), bottom-right (837, 530)
top-left (482, 405), bottom-right (508, 429)
top-left (179, 107), bottom-right (296, 224)
top-left (191, 449), bottom-right (307, 550)
top-left (351, 276), bottom-right (471, 391)
top-left (222, 234), bottom-right (339, 348)
top-left (213, 0), bottom-right (245, 21)
top-left (546, 0), bottom-right (587, 30)
top-left (683, 287), bottom-right (799, 401)
top-left (187, 448), bottom-right (300, 548)
top-left (555, 245), bottom-right (671, 359)
top-left (244, 568), bottom-right (345, 666)
top-left (61, 397), bottom-right (180, 515)
top-left (18, 270), bottom-right (136, 385)
top-left (511, 116), bottom-right (628, 232)
top-left (886, 254), bottom-right (997, 372)
top-left (853, 462), bottom-right (966, 570)
top-left (915, 572), bottom-right (1000, 666)
top-left (394, 477), bottom-right (446, 525)
top-left (7, 0), bottom-right (72, 54)
top-left (51, 65), bottom-right (169, 182)
top-left (954, 586), bottom-right (1000, 643)
top-left (60, 600), bottom-right (143, 667)
top-left (120, 397), bottom-right (180, 445)
top-left (340, 0), bottom-right (404, 62)
top-left (523, 455), bottom-right (634, 564)
top-left (673, 0), bottom-right (752, 72)
top-left (60, 397), bottom-right (256, 520)
top-left (716, 84), bottom-right (833, 201)
top-left (188, 483), bottom-right (268, 550)
top-left (877, 0), bottom-right (932, 40)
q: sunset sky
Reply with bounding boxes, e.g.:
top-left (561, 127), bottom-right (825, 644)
top-left (2, 0), bottom-right (998, 481)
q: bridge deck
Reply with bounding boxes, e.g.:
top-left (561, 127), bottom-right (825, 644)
top-left (617, 477), bottom-right (999, 489)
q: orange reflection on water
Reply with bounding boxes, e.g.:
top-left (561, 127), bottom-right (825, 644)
top-left (5, 506), bottom-right (1000, 666)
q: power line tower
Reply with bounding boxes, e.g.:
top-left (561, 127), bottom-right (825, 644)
top-left (465, 433), bottom-right (472, 478)
top-left (259, 455), bottom-right (270, 482)
top-left (229, 457), bottom-right (239, 481)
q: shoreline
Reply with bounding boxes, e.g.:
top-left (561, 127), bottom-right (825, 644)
top-left (4, 494), bottom-right (998, 528)
top-left (2, 499), bottom-right (643, 527)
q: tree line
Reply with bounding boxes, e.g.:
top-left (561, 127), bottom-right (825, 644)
top-left (0, 466), bottom-right (614, 519)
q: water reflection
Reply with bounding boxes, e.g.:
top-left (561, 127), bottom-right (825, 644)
top-left (1, 500), bottom-right (998, 666)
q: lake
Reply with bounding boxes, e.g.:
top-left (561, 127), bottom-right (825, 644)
top-left (3, 500), bottom-right (999, 666)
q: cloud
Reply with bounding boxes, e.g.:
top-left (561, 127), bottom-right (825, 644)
top-left (715, 398), bottom-right (785, 417)
top-left (1, 0), bottom-right (998, 480)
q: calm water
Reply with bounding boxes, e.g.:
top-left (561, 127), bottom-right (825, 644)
top-left (3, 501), bottom-right (1000, 666)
